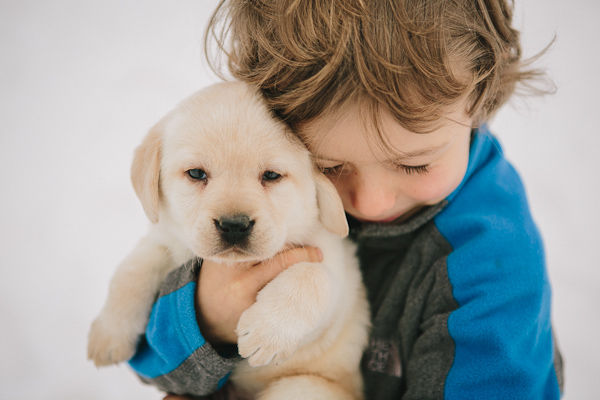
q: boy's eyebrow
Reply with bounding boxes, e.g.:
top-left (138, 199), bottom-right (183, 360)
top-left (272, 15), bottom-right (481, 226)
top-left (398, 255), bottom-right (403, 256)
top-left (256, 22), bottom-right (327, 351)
top-left (314, 142), bottom-right (449, 163)
top-left (393, 143), bottom-right (449, 159)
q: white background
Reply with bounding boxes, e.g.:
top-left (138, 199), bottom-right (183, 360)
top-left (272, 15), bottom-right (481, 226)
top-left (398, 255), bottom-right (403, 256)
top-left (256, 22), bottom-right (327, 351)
top-left (1, 0), bottom-right (598, 399)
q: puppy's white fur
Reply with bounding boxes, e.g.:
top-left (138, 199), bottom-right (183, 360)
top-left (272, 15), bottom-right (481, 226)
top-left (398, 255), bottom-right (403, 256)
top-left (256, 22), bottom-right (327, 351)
top-left (88, 82), bottom-right (370, 400)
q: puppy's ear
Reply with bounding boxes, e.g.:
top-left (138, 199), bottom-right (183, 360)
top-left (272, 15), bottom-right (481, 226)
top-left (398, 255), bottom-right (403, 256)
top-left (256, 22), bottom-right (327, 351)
top-left (314, 169), bottom-right (349, 237)
top-left (131, 121), bottom-right (163, 223)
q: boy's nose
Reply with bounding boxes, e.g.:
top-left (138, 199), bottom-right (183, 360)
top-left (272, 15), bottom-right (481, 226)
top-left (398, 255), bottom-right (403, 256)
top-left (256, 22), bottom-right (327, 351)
top-left (349, 173), bottom-right (397, 219)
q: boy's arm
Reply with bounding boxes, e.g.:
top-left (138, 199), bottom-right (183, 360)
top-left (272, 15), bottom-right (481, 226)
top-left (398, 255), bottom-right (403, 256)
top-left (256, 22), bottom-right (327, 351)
top-left (412, 147), bottom-right (565, 399)
top-left (128, 247), bottom-right (323, 396)
top-left (128, 259), bottom-right (242, 396)
top-left (402, 256), bottom-right (563, 400)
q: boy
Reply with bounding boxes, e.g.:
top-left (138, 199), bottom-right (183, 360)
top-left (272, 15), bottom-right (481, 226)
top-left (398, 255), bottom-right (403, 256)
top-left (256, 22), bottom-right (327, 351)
top-left (130, 0), bottom-right (564, 398)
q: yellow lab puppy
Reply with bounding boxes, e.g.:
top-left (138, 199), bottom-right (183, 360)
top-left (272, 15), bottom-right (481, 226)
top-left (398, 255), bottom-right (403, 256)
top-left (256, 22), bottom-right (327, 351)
top-left (88, 82), bottom-right (370, 399)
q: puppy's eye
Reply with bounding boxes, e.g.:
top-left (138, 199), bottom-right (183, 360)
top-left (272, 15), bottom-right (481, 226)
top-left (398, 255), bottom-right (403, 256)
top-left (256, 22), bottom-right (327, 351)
top-left (262, 171), bottom-right (281, 182)
top-left (187, 169), bottom-right (207, 180)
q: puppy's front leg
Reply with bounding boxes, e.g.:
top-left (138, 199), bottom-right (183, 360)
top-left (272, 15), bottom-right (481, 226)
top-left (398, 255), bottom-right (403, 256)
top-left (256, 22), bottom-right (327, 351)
top-left (236, 261), bottom-right (336, 367)
top-left (88, 235), bottom-right (176, 366)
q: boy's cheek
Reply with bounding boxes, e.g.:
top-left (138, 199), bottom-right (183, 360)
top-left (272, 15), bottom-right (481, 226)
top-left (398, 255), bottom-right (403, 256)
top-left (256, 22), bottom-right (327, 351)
top-left (410, 168), bottom-right (465, 204)
top-left (415, 145), bottom-right (471, 203)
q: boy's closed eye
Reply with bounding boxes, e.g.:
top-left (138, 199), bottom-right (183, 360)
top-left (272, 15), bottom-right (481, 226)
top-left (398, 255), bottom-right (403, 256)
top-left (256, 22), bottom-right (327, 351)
top-left (319, 164), bottom-right (349, 177)
top-left (396, 164), bottom-right (430, 175)
top-left (318, 162), bottom-right (430, 177)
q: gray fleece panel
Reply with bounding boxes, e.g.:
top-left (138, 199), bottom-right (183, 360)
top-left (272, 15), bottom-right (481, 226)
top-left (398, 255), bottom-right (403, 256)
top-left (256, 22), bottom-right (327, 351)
top-left (355, 208), bottom-right (458, 400)
top-left (141, 344), bottom-right (242, 396)
top-left (159, 258), bottom-right (202, 298)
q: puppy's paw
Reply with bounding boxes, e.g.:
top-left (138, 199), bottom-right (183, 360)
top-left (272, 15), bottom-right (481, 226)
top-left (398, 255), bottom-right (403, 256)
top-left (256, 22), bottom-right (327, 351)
top-left (236, 301), bottom-right (303, 367)
top-left (87, 313), bottom-right (140, 367)
top-left (236, 262), bottom-right (333, 367)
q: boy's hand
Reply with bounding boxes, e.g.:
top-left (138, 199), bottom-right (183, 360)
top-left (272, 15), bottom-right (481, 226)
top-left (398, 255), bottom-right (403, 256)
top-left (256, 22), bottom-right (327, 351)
top-left (196, 246), bottom-right (323, 346)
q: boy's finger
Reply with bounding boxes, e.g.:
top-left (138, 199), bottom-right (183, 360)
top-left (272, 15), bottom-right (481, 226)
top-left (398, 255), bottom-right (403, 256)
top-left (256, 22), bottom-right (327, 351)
top-left (273, 246), bottom-right (323, 266)
top-left (248, 246), bottom-right (323, 289)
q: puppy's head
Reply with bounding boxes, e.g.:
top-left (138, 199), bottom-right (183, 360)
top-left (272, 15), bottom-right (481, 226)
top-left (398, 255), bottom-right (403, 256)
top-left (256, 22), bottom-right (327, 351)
top-left (131, 82), bottom-right (347, 263)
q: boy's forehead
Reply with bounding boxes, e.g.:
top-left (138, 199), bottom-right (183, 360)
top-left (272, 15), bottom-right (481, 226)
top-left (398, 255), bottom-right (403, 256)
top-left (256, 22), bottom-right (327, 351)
top-left (299, 102), bottom-right (472, 163)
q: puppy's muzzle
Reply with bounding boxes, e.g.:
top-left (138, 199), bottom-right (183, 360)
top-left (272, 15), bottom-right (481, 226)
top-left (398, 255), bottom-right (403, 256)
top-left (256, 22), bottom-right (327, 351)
top-left (214, 215), bottom-right (255, 245)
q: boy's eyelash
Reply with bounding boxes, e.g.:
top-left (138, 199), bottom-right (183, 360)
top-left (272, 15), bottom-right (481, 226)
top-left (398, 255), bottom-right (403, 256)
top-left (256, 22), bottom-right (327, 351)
top-left (320, 163), bottom-right (430, 175)
top-left (397, 164), bottom-right (430, 175)
top-left (320, 164), bottom-right (346, 176)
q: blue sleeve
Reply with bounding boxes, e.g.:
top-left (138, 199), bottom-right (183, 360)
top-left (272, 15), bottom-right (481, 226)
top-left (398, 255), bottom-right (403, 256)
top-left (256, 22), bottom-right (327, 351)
top-left (435, 130), bottom-right (562, 399)
top-left (128, 259), bottom-right (241, 396)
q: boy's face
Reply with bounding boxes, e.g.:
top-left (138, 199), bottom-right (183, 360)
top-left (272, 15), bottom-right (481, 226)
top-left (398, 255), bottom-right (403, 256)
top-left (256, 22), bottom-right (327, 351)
top-left (299, 103), bottom-right (473, 223)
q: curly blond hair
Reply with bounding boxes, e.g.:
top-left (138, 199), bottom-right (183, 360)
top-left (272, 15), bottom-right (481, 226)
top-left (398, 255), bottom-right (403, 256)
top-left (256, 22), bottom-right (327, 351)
top-left (206, 0), bottom-right (551, 132)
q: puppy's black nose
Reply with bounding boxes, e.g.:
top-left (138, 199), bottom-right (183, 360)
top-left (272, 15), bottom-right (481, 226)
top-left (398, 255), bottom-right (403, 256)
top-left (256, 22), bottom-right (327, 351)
top-left (214, 215), bottom-right (255, 244)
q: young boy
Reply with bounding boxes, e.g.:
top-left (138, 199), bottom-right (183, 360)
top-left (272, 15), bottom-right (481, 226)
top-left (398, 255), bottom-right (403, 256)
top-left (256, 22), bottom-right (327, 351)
top-left (129, 0), bottom-right (564, 398)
